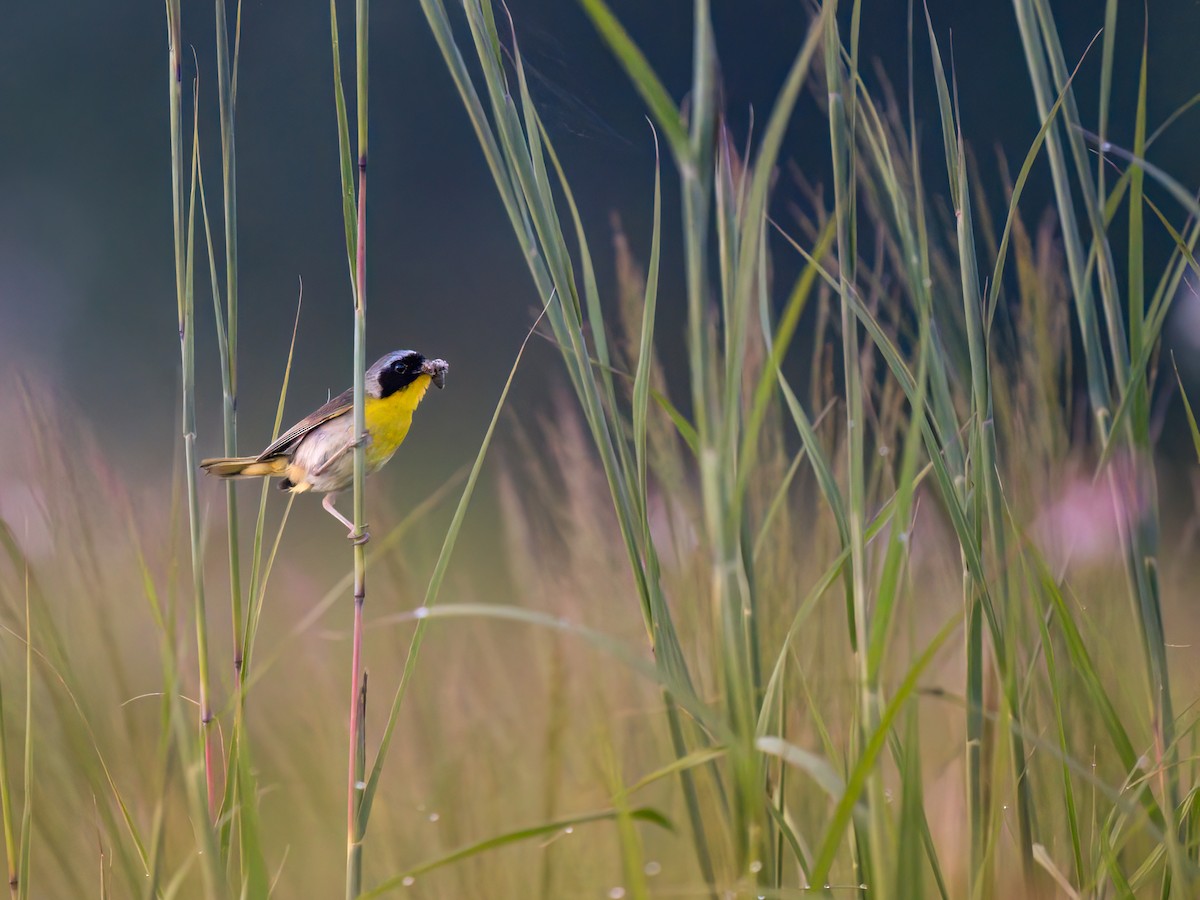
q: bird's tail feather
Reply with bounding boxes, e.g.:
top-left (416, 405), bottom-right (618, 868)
top-left (199, 456), bottom-right (289, 479)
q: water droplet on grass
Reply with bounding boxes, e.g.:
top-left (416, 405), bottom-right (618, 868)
top-left (402, 876), bottom-right (415, 887)
top-left (749, 860), bottom-right (763, 873)
top-left (355, 781), bottom-right (366, 790)
top-left (428, 812), bottom-right (440, 822)
top-left (643, 861), bottom-right (661, 876)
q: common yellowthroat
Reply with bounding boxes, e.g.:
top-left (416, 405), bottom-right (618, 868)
top-left (201, 350), bottom-right (448, 543)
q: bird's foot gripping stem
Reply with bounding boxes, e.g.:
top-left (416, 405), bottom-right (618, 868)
top-left (322, 492), bottom-right (369, 545)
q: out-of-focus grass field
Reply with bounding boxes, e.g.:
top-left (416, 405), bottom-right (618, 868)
top-left (3, 1), bottom-right (1200, 898)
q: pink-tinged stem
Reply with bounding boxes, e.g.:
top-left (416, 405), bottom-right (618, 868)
top-left (346, 152), bottom-right (368, 898)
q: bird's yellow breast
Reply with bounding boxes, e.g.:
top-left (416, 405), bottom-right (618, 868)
top-left (363, 374), bottom-right (432, 469)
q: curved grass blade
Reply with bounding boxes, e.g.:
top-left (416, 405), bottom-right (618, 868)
top-left (359, 807), bottom-right (673, 899)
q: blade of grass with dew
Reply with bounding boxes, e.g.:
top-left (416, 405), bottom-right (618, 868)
top-left (372, 599), bottom-right (737, 893)
top-left (375, 602), bottom-right (733, 745)
top-left (359, 808), bottom-right (673, 900)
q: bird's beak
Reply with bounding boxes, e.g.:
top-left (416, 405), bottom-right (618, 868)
top-left (422, 358), bottom-right (449, 389)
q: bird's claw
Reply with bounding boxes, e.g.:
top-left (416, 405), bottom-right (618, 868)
top-left (348, 527), bottom-right (370, 546)
top-left (352, 430), bottom-right (372, 449)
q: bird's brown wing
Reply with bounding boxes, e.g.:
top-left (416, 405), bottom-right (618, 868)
top-left (256, 387), bottom-right (353, 460)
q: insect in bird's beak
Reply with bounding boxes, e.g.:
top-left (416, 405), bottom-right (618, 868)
top-left (423, 358), bottom-right (449, 389)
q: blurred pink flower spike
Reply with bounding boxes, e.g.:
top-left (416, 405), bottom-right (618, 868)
top-left (1033, 452), bottom-right (1148, 574)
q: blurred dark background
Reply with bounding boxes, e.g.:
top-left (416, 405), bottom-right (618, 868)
top-left (1, 1), bottom-right (1197, 513)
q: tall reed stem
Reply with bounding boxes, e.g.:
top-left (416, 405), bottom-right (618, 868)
top-left (165, 0), bottom-right (218, 820)
top-left (346, 0), bottom-right (370, 895)
top-left (214, 0), bottom-right (244, 697)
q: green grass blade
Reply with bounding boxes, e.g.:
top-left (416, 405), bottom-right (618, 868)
top-left (359, 807), bottom-right (673, 899)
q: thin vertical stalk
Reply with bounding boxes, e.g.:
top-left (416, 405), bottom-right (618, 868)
top-left (165, 0), bottom-right (218, 820)
top-left (346, 0), bottom-right (369, 895)
top-left (0, 679), bottom-right (14, 896)
top-left (824, 0), bottom-right (884, 889)
top-left (214, 0), bottom-right (244, 696)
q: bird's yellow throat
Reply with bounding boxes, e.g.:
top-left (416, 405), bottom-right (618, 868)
top-left (363, 373), bottom-right (433, 467)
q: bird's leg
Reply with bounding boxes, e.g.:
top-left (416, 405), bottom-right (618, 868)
top-left (322, 492), bottom-right (369, 545)
top-left (311, 430), bottom-right (372, 477)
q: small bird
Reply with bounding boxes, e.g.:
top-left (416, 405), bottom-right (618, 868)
top-left (201, 350), bottom-right (448, 543)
